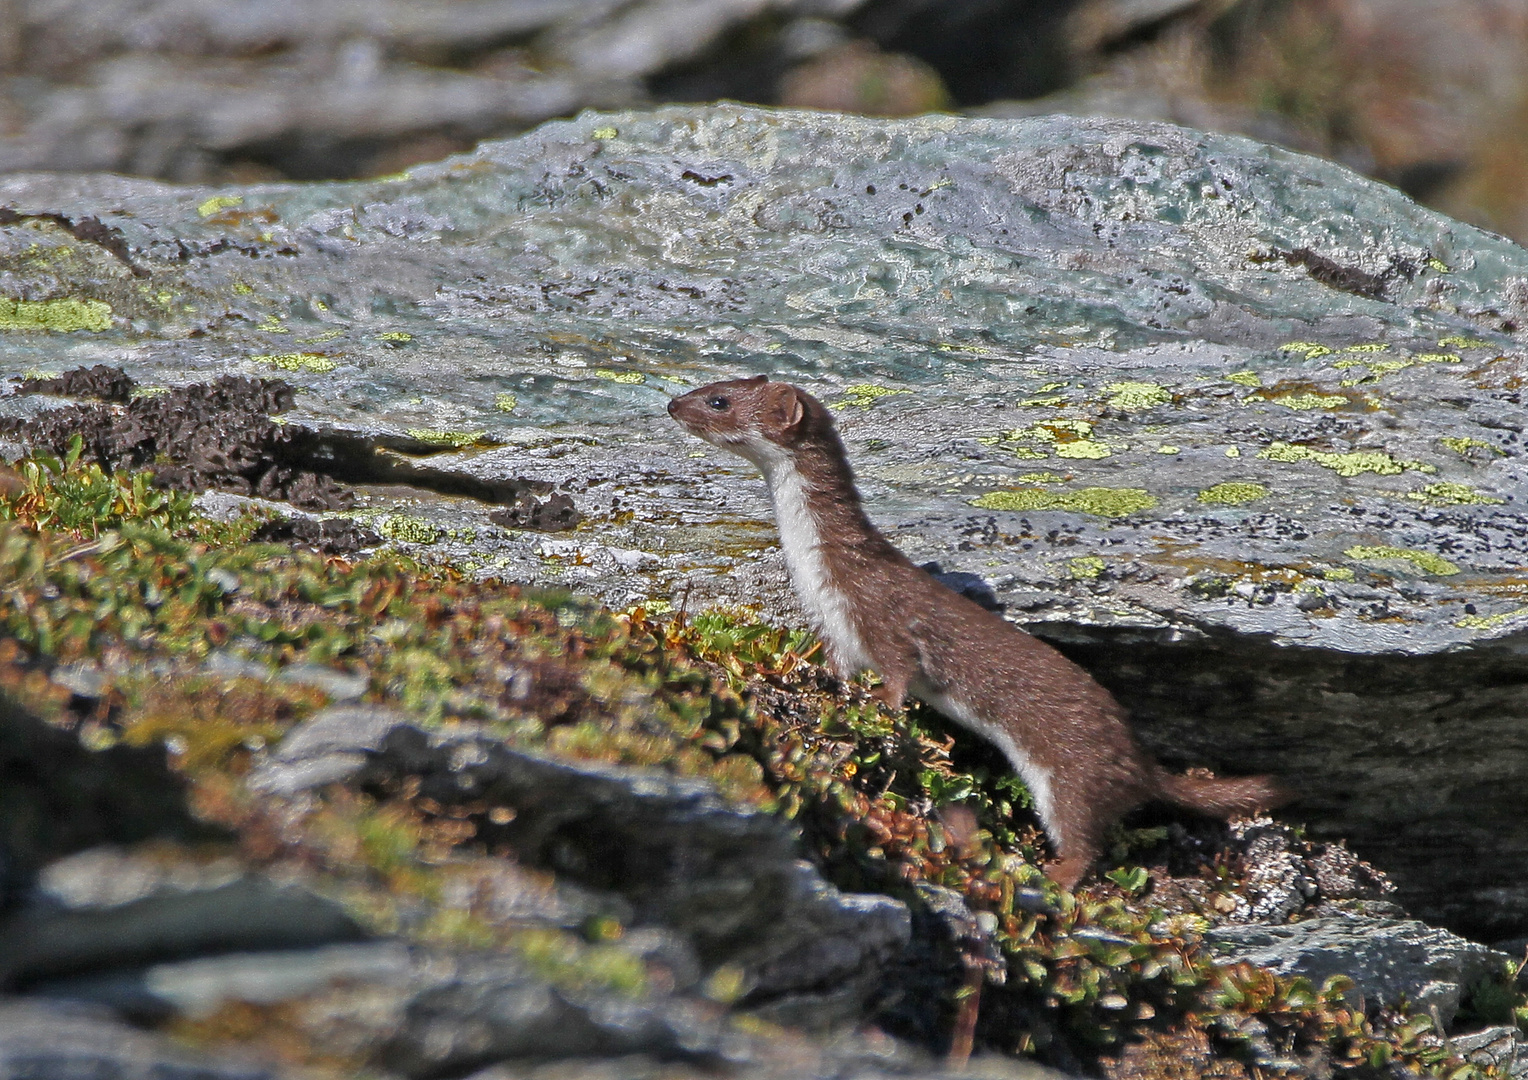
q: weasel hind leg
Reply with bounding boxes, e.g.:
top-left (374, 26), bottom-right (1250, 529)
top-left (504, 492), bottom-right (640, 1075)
top-left (1038, 777), bottom-right (1145, 891)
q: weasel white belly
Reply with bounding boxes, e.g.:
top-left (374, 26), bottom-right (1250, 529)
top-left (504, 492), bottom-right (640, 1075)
top-left (918, 684), bottom-right (1056, 833)
top-left (759, 453), bottom-right (872, 672)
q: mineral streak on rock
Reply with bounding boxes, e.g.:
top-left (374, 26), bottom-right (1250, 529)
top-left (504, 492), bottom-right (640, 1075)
top-left (1, 106), bottom-right (1527, 936)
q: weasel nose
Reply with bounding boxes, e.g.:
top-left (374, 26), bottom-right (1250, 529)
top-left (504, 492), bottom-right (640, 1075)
top-left (666, 398), bottom-right (679, 417)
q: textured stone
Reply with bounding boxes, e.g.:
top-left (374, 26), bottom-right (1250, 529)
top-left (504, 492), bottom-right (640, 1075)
top-left (3, 107), bottom-right (1528, 935)
top-left (1205, 915), bottom-right (1513, 1026)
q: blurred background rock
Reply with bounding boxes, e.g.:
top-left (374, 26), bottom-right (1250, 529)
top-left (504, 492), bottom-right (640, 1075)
top-left (1, 0), bottom-right (1526, 245)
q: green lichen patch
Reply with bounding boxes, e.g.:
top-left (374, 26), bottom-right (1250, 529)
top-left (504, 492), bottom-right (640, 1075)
top-left (1344, 546), bottom-right (1460, 576)
top-left (1406, 482), bottom-right (1504, 506)
top-left (1068, 555), bottom-right (1107, 579)
top-left (1278, 341), bottom-right (1333, 359)
top-left (594, 368), bottom-right (646, 385)
top-left (1258, 442), bottom-right (1434, 478)
top-left (494, 393), bottom-right (518, 414)
top-left (1267, 392), bottom-right (1348, 410)
top-left (1155, 445), bottom-right (1180, 455)
top-left (1438, 336), bottom-right (1492, 349)
top-left (379, 515), bottom-right (442, 544)
top-left (1007, 418), bottom-right (1114, 460)
top-left (833, 383), bottom-right (912, 409)
top-left (1439, 436), bottom-right (1501, 457)
top-left (1454, 606), bottom-right (1528, 630)
top-left (1196, 482), bottom-right (1267, 506)
top-left (197, 195), bottom-right (244, 217)
top-left (1017, 471), bottom-right (1070, 484)
top-left (971, 486), bottom-right (1158, 518)
top-left (0, 296), bottom-right (113, 332)
top-left (1224, 371), bottom-right (1261, 388)
top-left (404, 428), bottom-right (490, 448)
top-left (1105, 382), bottom-right (1171, 411)
top-left (253, 353), bottom-right (336, 374)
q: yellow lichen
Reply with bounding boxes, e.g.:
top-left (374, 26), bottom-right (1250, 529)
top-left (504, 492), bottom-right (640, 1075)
top-left (1439, 436), bottom-right (1500, 456)
top-left (1414, 353), bottom-right (1462, 365)
top-left (1270, 392), bottom-right (1347, 410)
top-left (379, 515), bottom-right (441, 544)
top-left (1343, 545), bottom-right (1459, 576)
top-left (1279, 342), bottom-right (1333, 359)
top-left (1455, 606), bottom-right (1528, 630)
top-left (494, 393), bottom-right (518, 414)
top-left (1225, 371), bottom-right (1261, 387)
top-left (969, 486), bottom-right (1157, 518)
top-left (1105, 382), bottom-right (1171, 411)
top-left (1068, 556), bottom-right (1107, 579)
top-left (1017, 471), bottom-right (1069, 484)
top-left (594, 369), bottom-right (646, 385)
top-left (834, 383), bottom-right (910, 409)
top-left (406, 429), bottom-right (488, 448)
top-left (1258, 442), bottom-right (1433, 477)
top-left (254, 353), bottom-right (336, 373)
top-left (1405, 482), bottom-right (1504, 506)
top-left (592, 126), bottom-right (619, 140)
top-left (378, 332), bottom-right (413, 342)
top-left (0, 297), bottom-right (113, 332)
top-left (1197, 482), bottom-right (1267, 506)
top-left (197, 195), bottom-right (244, 217)
top-left (1155, 445), bottom-right (1180, 455)
top-left (1341, 343), bottom-right (1389, 353)
top-left (1225, 447), bottom-right (1240, 457)
top-left (1438, 336), bottom-right (1491, 348)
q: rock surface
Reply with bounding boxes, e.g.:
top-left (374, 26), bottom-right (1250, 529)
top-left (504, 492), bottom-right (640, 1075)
top-left (1, 105), bottom-right (1526, 937)
top-left (250, 704), bottom-right (911, 1025)
top-left (1206, 915), bottom-right (1515, 1027)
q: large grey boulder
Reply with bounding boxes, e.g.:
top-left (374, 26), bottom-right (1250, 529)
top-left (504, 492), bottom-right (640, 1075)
top-left (1, 105), bottom-right (1526, 936)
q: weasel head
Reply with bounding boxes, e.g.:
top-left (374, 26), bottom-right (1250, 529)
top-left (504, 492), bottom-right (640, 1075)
top-left (668, 376), bottom-right (818, 471)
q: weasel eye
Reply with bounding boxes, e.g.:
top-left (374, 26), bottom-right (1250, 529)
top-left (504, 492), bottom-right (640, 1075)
top-left (706, 395), bottom-right (730, 411)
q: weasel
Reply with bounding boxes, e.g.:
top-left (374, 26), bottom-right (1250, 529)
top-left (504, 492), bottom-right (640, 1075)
top-left (668, 376), bottom-right (1289, 889)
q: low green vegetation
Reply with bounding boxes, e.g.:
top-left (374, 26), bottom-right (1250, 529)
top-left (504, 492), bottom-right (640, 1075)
top-left (0, 442), bottom-right (1518, 1079)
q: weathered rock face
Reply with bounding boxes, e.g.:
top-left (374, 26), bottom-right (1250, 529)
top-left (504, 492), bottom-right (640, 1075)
top-left (1, 106), bottom-right (1526, 938)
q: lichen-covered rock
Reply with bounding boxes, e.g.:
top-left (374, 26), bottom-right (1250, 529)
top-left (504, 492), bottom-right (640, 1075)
top-left (3, 105), bottom-right (1528, 935)
top-left (250, 705), bottom-right (910, 1026)
top-left (1205, 915), bottom-right (1514, 1027)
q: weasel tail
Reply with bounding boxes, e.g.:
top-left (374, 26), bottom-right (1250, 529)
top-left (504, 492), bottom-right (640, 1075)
top-left (669, 376), bottom-right (1290, 890)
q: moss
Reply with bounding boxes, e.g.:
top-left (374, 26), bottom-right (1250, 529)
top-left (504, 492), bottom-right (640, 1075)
top-left (594, 368), bottom-right (646, 384)
top-left (1406, 482), bottom-right (1504, 506)
top-left (494, 393), bottom-right (518, 414)
top-left (1105, 382), bottom-right (1171, 410)
top-left (1225, 371), bottom-right (1261, 387)
top-left (970, 486), bottom-right (1157, 518)
top-left (1068, 556), bottom-right (1107, 579)
top-left (253, 353), bottom-right (334, 373)
top-left (1344, 546), bottom-right (1460, 576)
top-left (379, 515), bottom-right (442, 544)
top-left (834, 383), bottom-right (912, 409)
top-left (197, 195), bottom-right (244, 217)
top-left (1258, 442), bottom-right (1433, 478)
top-left (0, 297), bottom-right (113, 332)
top-left (405, 429), bottom-right (489, 448)
top-left (1197, 482), bottom-right (1267, 506)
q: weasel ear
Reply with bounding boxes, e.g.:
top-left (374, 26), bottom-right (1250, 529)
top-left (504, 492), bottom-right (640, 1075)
top-left (743, 374), bottom-right (767, 385)
top-left (762, 381), bottom-right (805, 433)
